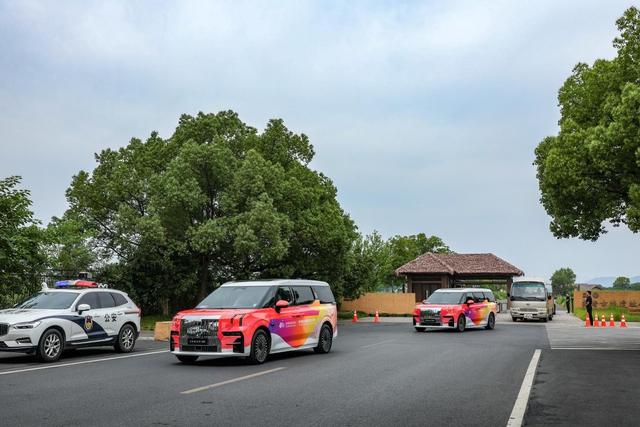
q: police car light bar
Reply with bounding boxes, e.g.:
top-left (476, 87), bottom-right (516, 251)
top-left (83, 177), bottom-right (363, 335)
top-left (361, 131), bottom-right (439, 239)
top-left (54, 280), bottom-right (108, 289)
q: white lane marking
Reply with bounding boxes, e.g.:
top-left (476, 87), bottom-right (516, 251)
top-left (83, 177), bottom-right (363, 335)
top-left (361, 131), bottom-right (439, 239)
top-left (181, 367), bottom-right (286, 395)
top-left (361, 339), bottom-right (395, 349)
top-left (0, 350), bottom-right (168, 376)
top-left (506, 349), bottom-right (541, 427)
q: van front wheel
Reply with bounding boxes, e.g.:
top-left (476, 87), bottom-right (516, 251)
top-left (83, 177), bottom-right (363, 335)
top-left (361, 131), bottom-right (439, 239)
top-left (485, 313), bottom-right (495, 330)
top-left (456, 315), bottom-right (466, 332)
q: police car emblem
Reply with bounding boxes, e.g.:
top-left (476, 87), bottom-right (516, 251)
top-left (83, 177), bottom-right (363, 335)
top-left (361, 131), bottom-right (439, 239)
top-left (84, 315), bottom-right (93, 331)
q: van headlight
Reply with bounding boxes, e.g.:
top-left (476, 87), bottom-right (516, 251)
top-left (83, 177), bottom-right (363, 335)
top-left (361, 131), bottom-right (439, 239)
top-left (12, 321), bottom-right (42, 329)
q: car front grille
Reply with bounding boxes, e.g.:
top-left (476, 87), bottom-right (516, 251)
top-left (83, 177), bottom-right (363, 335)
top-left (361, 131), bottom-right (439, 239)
top-left (519, 308), bottom-right (537, 312)
top-left (0, 323), bottom-right (8, 336)
top-left (420, 310), bottom-right (441, 325)
top-left (180, 318), bottom-right (219, 352)
top-left (420, 309), bottom-right (439, 319)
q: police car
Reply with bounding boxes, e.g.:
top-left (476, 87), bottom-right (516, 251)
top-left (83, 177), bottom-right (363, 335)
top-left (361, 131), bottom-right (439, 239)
top-left (0, 280), bottom-right (141, 362)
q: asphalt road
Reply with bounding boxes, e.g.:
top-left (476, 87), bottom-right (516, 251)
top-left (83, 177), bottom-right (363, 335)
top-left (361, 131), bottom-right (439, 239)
top-left (526, 350), bottom-right (640, 427)
top-left (0, 322), bottom-right (549, 427)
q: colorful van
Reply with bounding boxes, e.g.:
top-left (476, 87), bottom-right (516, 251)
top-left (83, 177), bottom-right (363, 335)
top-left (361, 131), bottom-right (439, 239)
top-left (170, 280), bottom-right (338, 364)
top-left (413, 288), bottom-right (497, 332)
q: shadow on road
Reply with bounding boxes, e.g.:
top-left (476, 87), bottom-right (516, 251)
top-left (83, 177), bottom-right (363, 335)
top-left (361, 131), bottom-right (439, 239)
top-left (172, 347), bottom-right (320, 367)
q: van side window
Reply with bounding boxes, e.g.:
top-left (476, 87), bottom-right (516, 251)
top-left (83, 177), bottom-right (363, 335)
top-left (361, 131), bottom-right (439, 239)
top-left (472, 292), bottom-right (485, 303)
top-left (275, 287), bottom-right (294, 304)
top-left (312, 286), bottom-right (336, 304)
top-left (292, 286), bottom-right (315, 305)
top-left (484, 292), bottom-right (495, 302)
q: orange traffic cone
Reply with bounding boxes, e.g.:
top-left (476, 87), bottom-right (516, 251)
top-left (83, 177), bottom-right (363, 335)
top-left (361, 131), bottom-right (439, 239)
top-left (594, 312), bottom-right (599, 327)
top-left (620, 314), bottom-right (627, 328)
top-left (585, 313), bottom-right (591, 327)
top-left (352, 310), bottom-right (358, 323)
top-left (374, 310), bottom-right (380, 323)
top-left (609, 313), bottom-right (615, 327)
top-left (601, 314), bottom-right (606, 328)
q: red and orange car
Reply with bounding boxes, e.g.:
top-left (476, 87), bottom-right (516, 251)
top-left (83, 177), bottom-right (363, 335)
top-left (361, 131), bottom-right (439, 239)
top-left (170, 280), bottom-right (337, 364)
top-left (413, 288), bottom-right (497, 332)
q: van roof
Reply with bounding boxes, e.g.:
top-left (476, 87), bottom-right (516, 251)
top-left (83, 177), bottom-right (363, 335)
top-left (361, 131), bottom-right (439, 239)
top-left (433, 288), bottom-right (493, 293)
top-left (513, 277), bottom-right (548, 285)
top-left (221, 279), bottom-right (329, 287)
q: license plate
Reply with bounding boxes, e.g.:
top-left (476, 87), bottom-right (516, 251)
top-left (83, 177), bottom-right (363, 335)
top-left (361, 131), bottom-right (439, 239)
top-left (187, 338), bottom-right (207, 345)
top-left (524, 314), bottom-right (533, 319)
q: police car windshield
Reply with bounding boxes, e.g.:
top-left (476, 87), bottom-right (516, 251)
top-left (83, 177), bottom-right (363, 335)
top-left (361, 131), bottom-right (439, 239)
top-left (197, 286), bottom-right (272, 309)
top-left (15, 292), bottom-right (80, 309)
top-left (425, 292), bottom-right (464, 304)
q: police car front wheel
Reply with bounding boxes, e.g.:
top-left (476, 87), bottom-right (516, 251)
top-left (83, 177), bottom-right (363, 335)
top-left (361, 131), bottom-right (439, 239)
top-left (37, 329), bottom-right (64, 362)
top-left (114, 324), bottom-right (137, 353)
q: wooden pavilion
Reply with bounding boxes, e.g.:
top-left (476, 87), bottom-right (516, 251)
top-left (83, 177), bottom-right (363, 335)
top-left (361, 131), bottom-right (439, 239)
top-left (395, 253), bottom-right (524, 302)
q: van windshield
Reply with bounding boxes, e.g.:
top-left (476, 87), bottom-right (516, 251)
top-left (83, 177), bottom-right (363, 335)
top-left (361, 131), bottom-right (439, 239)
top-left (511, 283), bottom-right (546, 301)
top-left (425, 292), bottom-right (464, 304)
top-left (197, 286), bottom-right (273, 309)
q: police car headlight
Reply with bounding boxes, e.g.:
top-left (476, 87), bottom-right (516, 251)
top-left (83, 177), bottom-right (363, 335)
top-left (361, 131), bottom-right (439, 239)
top-left (12, 321), bottom-right (42, 329)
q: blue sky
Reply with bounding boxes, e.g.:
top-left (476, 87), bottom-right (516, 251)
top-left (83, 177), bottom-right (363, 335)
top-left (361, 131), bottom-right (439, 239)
top-left (1, 0), bottom-right (639, 282)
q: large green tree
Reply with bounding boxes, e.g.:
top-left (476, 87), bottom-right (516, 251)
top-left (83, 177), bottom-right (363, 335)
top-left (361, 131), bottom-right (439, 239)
top-left (0, 176), bottom-right (47, 307)
top-left (44, 212), bottom-right (97, 275)
top-left (612, 276), bottom-right (631, 289)
top-left (550, 267), bottom-right (576, 296)
top-left (66, 111), bottom-right (356, 310)
top-left (342, 231), bottom-right (391, 298)
top-left (534, 6), bottom-right (640, 240)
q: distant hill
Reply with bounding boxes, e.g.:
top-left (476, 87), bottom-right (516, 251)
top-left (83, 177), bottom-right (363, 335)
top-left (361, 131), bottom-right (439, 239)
top-left (585, 276), bottom-right (640, 287)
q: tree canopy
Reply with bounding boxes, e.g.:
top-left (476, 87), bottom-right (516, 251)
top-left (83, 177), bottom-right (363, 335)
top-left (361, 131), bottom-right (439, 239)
top-left (550, 267), bottom-right (576, 296)
top-left (1, 112), bottom-right (452, 312)
top-left (534, 6), bottom-right (640, 240)
top-left (612, 276), bottom-right (631, 289)
top-left (341, 231), bottom-right (450, 297)
top-left (65, 111), bottom-right (357, 310)
top-left (0, 176), bottom-right (47, 307)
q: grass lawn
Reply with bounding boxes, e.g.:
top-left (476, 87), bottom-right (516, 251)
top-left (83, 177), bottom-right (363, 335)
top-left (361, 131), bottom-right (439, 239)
top-left (573, 306), bottom-right (640, 322)
top-left (141, 314), bottom-right (172, 330)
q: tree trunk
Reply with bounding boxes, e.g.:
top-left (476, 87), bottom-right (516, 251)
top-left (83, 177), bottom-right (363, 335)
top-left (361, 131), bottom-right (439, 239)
top-left (198, 255), bottom-right (210, 301)
top-left (161, 297), bottom-right (169, 316)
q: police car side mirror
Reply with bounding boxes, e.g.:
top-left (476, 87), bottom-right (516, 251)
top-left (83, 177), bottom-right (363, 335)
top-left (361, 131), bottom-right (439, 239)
top-left (77, 304), bottom-right (91, 314)
top-left (275, 300), bottom-right (289, 313)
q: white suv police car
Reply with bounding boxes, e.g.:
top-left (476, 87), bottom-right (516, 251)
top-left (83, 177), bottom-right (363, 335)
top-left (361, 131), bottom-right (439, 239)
top-left (0, 280), bottom-right (141, 362)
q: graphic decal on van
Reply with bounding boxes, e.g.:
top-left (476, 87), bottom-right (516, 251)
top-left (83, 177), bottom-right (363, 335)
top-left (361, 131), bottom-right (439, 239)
top-left (268, 301), bottom-right (331, 347)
